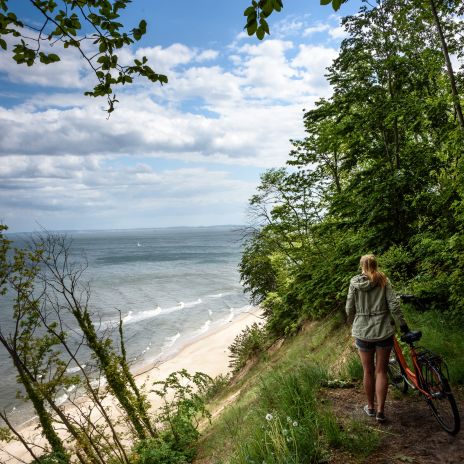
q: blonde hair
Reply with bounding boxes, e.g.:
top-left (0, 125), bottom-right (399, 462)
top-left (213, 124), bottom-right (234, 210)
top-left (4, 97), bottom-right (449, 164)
top-left (360, 254), bottom-right (387, 288)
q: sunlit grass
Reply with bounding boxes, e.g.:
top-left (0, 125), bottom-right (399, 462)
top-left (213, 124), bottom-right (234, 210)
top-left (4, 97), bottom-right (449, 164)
top-left (196, 315), bottom-right (379, 463)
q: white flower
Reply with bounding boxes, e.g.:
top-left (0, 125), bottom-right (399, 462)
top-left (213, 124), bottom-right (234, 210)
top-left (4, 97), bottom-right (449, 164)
top-left (282, 428), bottom-right (288, 435)
top-left (292, 421), bottom-right (298, 427)
top-left (265, 413), bottom-right (273, 421)
top-left (286, 416), bottom-right (292, 423)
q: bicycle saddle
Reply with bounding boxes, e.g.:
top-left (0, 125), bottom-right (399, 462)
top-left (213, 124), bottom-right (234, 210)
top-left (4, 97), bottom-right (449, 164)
top-left (401, 330), bottom-right (422, 344)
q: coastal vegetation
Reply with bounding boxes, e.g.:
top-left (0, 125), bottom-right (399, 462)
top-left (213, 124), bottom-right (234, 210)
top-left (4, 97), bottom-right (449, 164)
top-left (239, 0), bottom-right (464, 335)
top-left (0, 227), bottom-right (212, 463)
top-left (1, 0), bottom-right (464, 462)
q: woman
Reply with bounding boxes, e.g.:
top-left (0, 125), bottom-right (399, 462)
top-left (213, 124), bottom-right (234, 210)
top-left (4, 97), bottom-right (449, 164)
top-left (346, 254), bottom-right (409, 422)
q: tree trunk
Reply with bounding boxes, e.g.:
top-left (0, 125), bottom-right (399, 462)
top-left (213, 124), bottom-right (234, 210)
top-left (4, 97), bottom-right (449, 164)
top-left (429, 0), bottom-right (464, 131)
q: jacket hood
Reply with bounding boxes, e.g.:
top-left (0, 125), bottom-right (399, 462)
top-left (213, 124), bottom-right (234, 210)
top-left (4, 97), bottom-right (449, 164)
top-left (350, 274), bottom-right (376, 292)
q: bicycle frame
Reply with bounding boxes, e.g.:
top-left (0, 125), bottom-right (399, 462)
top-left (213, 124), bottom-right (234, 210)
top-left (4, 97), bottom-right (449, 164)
top-left (392, 336), bottom-right (434, 400)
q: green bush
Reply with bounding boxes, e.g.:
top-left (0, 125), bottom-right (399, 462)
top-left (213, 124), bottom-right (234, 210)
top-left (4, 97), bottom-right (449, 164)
top-left (131, 437), bottom-right (190, 464)
top-left (202, 373), bottom-right (231, 400)
top-left (131, 370), bottom-right (212, 464)
top-left (405, 308), bottom-right (464, 385)
top-left (229, 322), bottom-right (268, 373)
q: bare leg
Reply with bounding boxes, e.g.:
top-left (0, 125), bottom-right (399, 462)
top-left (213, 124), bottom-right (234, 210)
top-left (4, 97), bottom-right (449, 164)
top-left (358, 349), bottom-right (375, 410)
top-left (375, 347), bottom-right (392, 414)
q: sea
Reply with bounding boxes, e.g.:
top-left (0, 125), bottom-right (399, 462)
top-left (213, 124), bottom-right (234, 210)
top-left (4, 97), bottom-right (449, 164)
top-left (0, 226), bottom-right (251, 426)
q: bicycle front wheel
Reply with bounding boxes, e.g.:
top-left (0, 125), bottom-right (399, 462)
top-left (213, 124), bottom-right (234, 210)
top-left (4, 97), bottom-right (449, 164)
top-left (421, 362), bottom-right (460, 435)
top-left (388, 351), bottom-right (408, 393)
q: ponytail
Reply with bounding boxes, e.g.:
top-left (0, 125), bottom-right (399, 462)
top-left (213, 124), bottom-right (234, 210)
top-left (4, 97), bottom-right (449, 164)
top-left (360, 254), bottom-right (387, 288)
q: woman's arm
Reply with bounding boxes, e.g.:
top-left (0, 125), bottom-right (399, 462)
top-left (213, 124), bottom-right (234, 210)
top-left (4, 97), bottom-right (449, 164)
top-left (385, 281), bottom-right (407, 329)
top-left (345, 283), bottom-right (356, 322)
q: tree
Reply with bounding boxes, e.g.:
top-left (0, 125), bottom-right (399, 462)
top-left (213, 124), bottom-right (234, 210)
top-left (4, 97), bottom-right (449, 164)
top-left (0, 0), bottom-right (167, 113)
top-left (0, 228), bottom-right (155, 462)
top-left (240, 0), bottom-right (464, 335)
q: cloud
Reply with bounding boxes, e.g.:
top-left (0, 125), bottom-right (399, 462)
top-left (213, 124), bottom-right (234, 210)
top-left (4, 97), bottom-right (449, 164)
top-left (302, 23), bottom-right (331, 37)
top-left (0, 19), bottom-right (341, 231)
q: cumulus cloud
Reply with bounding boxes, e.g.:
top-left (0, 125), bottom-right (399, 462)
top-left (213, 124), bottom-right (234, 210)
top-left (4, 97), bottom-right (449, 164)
top-left (0, 18), bottom-right (342, 231)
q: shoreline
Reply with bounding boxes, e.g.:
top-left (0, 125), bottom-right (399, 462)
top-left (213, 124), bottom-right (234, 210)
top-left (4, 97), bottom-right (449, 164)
top-left (0, 306), bottom-right (263, 463)
top-left (132, 306), bottom-right (262, 379)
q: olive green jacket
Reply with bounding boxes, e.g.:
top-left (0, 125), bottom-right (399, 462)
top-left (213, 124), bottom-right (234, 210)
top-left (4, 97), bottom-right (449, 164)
top-left (345, 274), bottom-right (406, 341)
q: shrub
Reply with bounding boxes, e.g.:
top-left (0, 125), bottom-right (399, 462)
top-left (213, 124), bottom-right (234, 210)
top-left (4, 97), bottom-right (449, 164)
top-left (131, 370), bottom-right (212, 464)
top-left (131, 437), bottom-right (189, 464)
top-left (228, 322), bottom-right (268, 373)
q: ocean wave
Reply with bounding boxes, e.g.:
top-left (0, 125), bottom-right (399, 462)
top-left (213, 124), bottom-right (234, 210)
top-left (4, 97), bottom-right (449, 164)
top-left (220, 304), bottom-right (252, 324)
top-left (66, 365), bottom-right (86, 374)
top-left (184, 298), bottom-right (202, 308)
top-left (163, 332), bottom-right (181, 349)
top-left (207, 291), bottom-right (234, 298)
top-left (121, 306), bottom-right (162, 325)
top-left (163, 298), bottom-right (202, 314)
top-left (90, 377), bottom-right (107, 389)
top-left (197, 320), bottom-right (211, 334)
top-left (227, 308), bottom-right (235, 323)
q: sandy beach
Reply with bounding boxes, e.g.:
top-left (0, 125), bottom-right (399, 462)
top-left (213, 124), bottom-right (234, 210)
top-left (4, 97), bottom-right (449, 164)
top-left (0, 307), bottom-right (263, 463)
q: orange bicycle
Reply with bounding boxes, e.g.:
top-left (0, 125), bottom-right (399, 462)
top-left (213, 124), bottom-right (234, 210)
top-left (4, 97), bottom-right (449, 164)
top-left (388, 296), bottom-right (460, 435)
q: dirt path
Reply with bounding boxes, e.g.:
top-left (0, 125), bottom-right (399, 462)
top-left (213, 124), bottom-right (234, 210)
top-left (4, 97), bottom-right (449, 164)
top-left (324, 384), bottom-right (464, 464)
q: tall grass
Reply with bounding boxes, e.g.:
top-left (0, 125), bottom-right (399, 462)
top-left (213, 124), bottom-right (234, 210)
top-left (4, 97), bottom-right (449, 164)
top-left (230, 364), bottom-right (329, 464)
top-left (220, 363), bottom-right (378, 464)
top-left (197, 317), bottom-right (379, 464)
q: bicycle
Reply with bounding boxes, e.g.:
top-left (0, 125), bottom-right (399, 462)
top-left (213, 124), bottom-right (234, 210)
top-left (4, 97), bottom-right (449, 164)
top-left (387, 295), bottom-right (460, 435)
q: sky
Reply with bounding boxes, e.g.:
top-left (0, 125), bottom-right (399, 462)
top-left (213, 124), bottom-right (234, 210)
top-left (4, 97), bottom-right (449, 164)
top-left (0, 0), bottom-right (362, 233)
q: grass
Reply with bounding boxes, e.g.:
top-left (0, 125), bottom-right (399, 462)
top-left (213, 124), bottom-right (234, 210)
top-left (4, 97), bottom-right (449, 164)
top-left (195, 307), bottom-right (464, 464)
top-left (404, 307), bottom-right (464, 385)
top-left (195, 313), bottom-right (379, 464)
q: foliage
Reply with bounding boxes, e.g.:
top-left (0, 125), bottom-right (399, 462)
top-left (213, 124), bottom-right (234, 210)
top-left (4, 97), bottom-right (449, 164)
top-left (243, 0), bottom-right (346, 40)
top-left (32, 452), bottom-right (70, 464)
top-left (240, 0), bottom-right (464, 340)
top-left (403, 306), bottom-right (464, 385)
top-left (343, 352), bottom-right (364, 382)
top-left (202, 373), bottom-right (231, 400)
top-left (0, 229), bottom-right (160, 462)
top-left (229, 322), bottom-right (268, 373)
top-left (0, 1), bottom-right (167, 113)
top-left (131, 437), bottom-right (190, 464)
top-left (226, 364), bottom-right (377, 463)
top-left (132, 370), bottom-right (213, 464)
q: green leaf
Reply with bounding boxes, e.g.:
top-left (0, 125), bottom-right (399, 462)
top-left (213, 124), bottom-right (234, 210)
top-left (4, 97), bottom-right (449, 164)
top-left (47, 53), bottom-right (60, 63)
top-left (320, 0), bottom-right (332, 5)
top-left (244, 6), bottom-right (255, 16)
top-left (332, 0), bottom-right (343, 10)
top-left (256, 26), bottom-right (265, 40)
top-left (260, 18), bottom-right (270, 35)
top-left (246, 19), bottom-right (258, 36)
top-left (0, 38), bottom-right (6, 50)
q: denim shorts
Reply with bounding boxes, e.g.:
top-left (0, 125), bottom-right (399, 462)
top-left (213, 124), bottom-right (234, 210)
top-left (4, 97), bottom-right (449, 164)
top-left (355, 335), bottom-right (394, 352)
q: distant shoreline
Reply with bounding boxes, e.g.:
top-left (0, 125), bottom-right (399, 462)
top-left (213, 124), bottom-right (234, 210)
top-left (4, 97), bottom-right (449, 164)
top-left (5, 224), bottom-right (247, 235)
